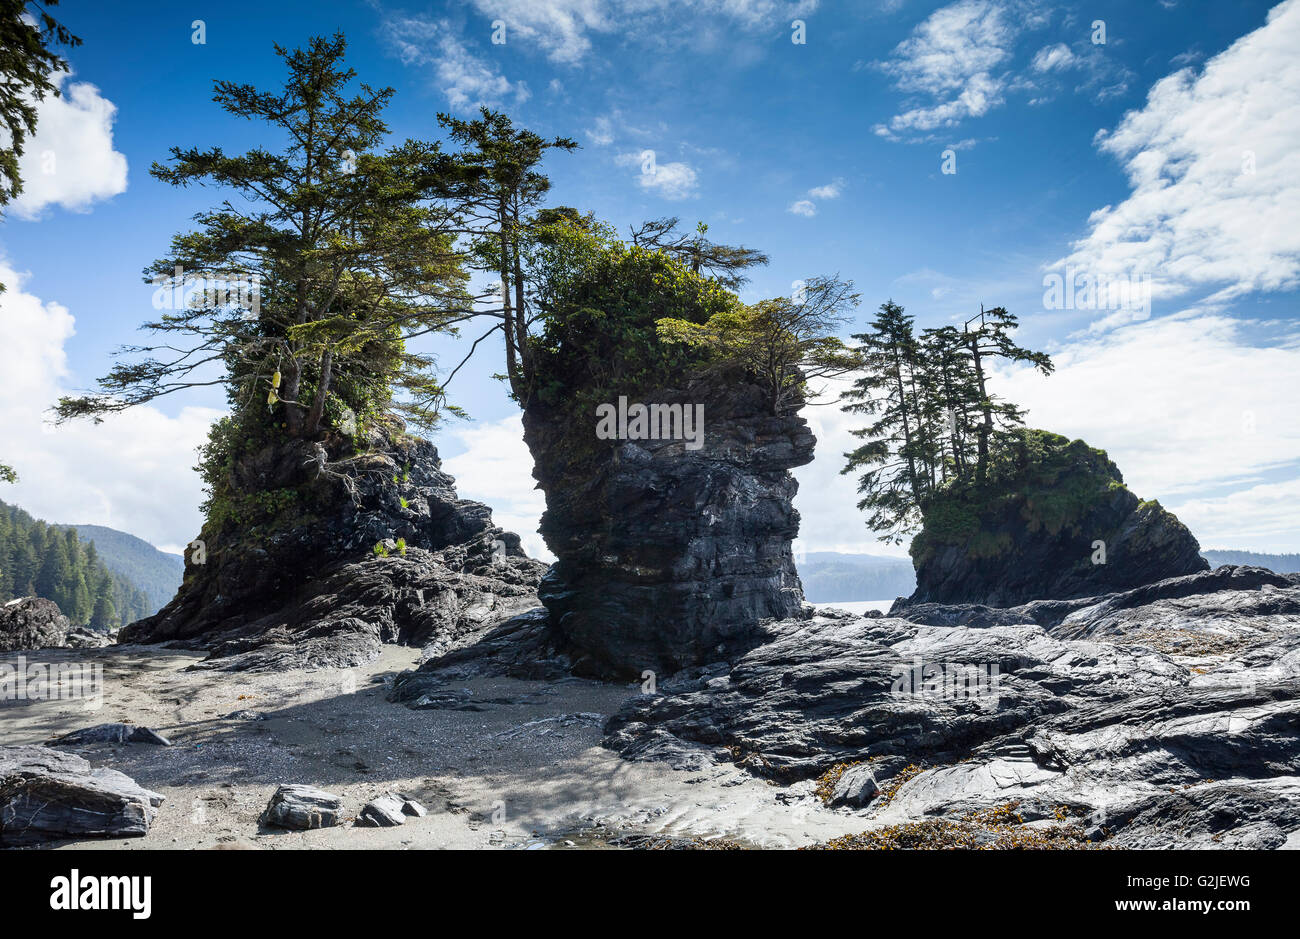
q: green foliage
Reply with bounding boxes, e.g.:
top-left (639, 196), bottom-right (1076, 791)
top-left (373, 541), bottom-right (389, 557)
top-left (841, 301), bottom-right (1054, 542)
top-left (0, 461), bottom-right (15, 484)
top-left (394, 537), bottom-right (407, 556)
top-left (657, 274), bottom-right (860, 415)
top-left (909, 429), bottom-right (1125, 565)
top-left (0, 0), bottom-right (80, 209)
top-left (530, 242), bottom-right (736, 433)
top-left (0, 499), bottom-right (150, 628)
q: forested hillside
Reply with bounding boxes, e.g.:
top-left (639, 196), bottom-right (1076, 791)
top-left (63, 524), bottom-right (183, 613)
top-left (0, 500), bottom-right (152, 629)
top-left (1203, 550), bottom-right (1300, 573)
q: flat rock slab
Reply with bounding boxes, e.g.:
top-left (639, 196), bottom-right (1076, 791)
top-left (52, 723), bottom-right (172, 746)
top-left (261, 784), bottom-right (343, 830)
top-left (0, 745), bottom-right (165, 846)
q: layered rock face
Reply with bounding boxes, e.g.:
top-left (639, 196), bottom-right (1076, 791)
top-left (605, 565), bottom-right (1300, 848)
top-left (121, 418), bottom-right (546, 670)
top-left (523, 377), bottom-right (815, 679)
top-left (0, 597), bottom-right (70, 651)
top-left (903, 431), bottom-right (1207, 608)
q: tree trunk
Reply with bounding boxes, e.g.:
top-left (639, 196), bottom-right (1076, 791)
top-left (303, 347), bottom-right (333, 437)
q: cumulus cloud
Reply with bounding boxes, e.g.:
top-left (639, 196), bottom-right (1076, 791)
top-left (1055, 0), bottom-right (1300, 318)
top-left (379, 14), bottom-right (529, 110)
top-left (996, 313), bottom-right (1300, 543)
top-left (0, 262), bottom-right (221, 552)
top-left (8, 73), bottom-right (127, 220)
top-left (616, 150), bottom-right (698, 199)
top-left (441, 414), bottom-right (551, 560)
top-left (787, 199), bottom-right (816, 217)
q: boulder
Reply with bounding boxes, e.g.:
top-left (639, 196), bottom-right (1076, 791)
top-left (260, 784), bottom-right (342, 830)
top-left (0, 745), bottom-right (164, 845)
top-left (0, 597), bottom-right (70, 651)
top-left (524, 374), bottom-right (814, 678)
top-left (902, 430), bottom-right (1208, 608)
top-left (355, 793), bottom-right (408, 827)
top-left (51, 723), bottom-right (172, 746)
top-left (830, 763), bottom-right (881, 808)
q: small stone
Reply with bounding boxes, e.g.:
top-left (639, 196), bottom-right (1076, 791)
top-left (260, 784), bottom-right (342, 830)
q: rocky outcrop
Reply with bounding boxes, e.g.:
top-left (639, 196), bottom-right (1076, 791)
top-left (903, 430), bottom-right (1207, 608)
top-left (0, 745), bottom-right (164, 845)
top-left (523, 375), bottom-right (814, 679)
top-left (120, 418), bottom-right (546, 670)
top-left (603, 566), bottom-right (1300, 848)
top-left (0, 597), bottom-right (71, 651)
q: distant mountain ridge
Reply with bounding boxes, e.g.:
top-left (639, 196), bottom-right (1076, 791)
top-left (1202, 550), bottom-right (1300, 573)
top-left (60, 524), bottom-right (184, 614)
top-left (798, 551), bottom-right (916, 603)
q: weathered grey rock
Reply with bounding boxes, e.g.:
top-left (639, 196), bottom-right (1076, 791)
top-left (604, 570), bottom-right (1300, 848)
top-left (119, 418), bottom-right (546, 671)
top-left (0, 745), bottom-right (164, 845)
top-left (524, 374), bottom-right (814, 679)
top-left (356, 793), bottom-right (407, 827)
top-left (52, 723), bottom-right (172, 746)
top-left (0, 597), bottom-right (70, 651)
top-left (830, 763), bottom-right (881, 808)
top-left (400, 797), bottom-right (427, 817)
top-left (65, 626), bottom-right (113, 649)
top-left (260, 784), bottom-right (342, 830)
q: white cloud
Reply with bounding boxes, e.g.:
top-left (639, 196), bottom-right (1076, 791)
top-left (441, 414), bottom-right (551, 560)
top-left (995, 312), bottom-right (1300, 525)
top-left (587, 115), bottom-right (614, 146)
top-left (616, 150), bottom-right (698, 199)
top-left (464, 0), bottom-right (820, 63)
top-left (379, 15), bottom-right (529, 110)
top-left (0, 262), bottom-right (220, 550)
top-left (1056, 0), bottom-right (1300, 317)
top-left (8, 73), bottom-right (127, 220)
top-left (807, 177), bottom-right (845, 199)
top-left (788, 199), bottom-right (816, 217)
top-left (1031, 42), bottom-right (1075, 72)
top-left (873, 0), bottom-right (1018, 138)
top-left (1170, 477), bottom-right (1300, 554)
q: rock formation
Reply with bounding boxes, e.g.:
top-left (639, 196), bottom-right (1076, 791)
top-left (901, 430), bottom-right (1207, 608)
top-left (523, 374), bottom-right (815, 679)
top-left (0, 745), bottom-right (164, 845)
top-left (0, 597), bottom-right (71, 651)
top-left (120, 417), bottom-right (546, 670)
top-left (603, 565), bottom-right (1300, 848)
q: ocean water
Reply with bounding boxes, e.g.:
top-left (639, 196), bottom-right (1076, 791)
top-left (811, 599), bottom-right (895, 615)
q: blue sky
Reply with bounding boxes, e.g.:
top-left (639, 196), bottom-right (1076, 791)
top-left (2, 0), bottom-right (1298, 559)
